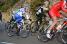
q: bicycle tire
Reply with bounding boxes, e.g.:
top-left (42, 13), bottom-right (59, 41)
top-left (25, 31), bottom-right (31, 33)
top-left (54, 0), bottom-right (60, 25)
top-left (57, 26), bottom-right (67, 44)
top-left (6, 22), bottom-right (17, 37)
top-left (37, 31), bottom-right (49, 42)
top-left (7, 25), bottom-right (14, 37)
top-left (20, 29), bottom-right (30, 38)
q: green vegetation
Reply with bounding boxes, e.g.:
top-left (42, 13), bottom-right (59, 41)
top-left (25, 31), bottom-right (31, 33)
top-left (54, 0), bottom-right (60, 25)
top-left (0, 0), bottom-right (19, 12)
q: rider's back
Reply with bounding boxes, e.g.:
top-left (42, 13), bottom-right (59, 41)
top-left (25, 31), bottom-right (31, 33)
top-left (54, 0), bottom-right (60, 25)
top-left (49, 1), bottom-right (67, 18)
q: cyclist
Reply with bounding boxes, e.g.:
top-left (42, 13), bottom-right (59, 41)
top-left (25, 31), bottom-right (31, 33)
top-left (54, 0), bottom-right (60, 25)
top-left (10, 7), bottom-right (25, 36)
top-left (46, 0), bottom-right (67, 39)
top-left (36, 4), bottom-right (45, 25)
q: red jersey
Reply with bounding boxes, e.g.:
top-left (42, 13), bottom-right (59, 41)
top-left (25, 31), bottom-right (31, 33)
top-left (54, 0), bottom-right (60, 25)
top-left (49, 1), bottom-right (67, 18)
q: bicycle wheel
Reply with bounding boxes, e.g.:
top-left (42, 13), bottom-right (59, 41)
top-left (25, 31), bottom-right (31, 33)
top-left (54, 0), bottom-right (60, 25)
top-left (37, 30), bottom-right (49, 42)
top-left (20, 30), bottom-right (30, 38)
top-left (57, 26), bottom-right (67, 44)
top-left (31, 21), bottom-right (39, 33)
top-left (19, 24), bottom-right (31, 38)
top-left (6, 22), bottom-right (17, 37)
top-left (37, 24), bottom-right (56, 42)
top-left (7, 25), bottom-right (14, 37)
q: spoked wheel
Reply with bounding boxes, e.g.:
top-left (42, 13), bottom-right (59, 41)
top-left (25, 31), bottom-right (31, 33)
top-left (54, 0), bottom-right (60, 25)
top-left (7, 27), bottom-right (17, 37)
top-left (31, 21), bottom-right (39, 33)
top-left (37, 32), bottom-right (49, 42)
top-left (37, 27), bottom-right (50, 42)
top-left (6, 22), bottom-right (17, 37)
top-left (37, 26), bottom-right (47, 42)
top-left (19, 24), bottom-right (31, 38)
top-left (7, 29), bottom-right (15, 37)
top-left (57, 26), bottom-right (67, 44)
top-left (62, 32), bottom-right (67, 44)
top-left (6, 24), bottom-right (13, 37)
top-left (20, 29), bottom-right (30, 38)
top-left (37, 28), bottom-right (56, 42)
top-left (57, 32), bottom-right (67, 44)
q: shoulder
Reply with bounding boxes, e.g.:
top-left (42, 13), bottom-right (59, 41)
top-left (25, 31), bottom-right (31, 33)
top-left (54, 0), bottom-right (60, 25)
top-left (51, 1), bottom-right (63, 9)
top-left (54, 1), bottom-right (62, 6)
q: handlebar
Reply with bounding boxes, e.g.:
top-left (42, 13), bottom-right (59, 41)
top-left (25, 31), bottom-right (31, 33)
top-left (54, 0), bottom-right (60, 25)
top-left (57, 18), bottom-right (67, 22)
top-left (63, 18), bottom-right (67, 21)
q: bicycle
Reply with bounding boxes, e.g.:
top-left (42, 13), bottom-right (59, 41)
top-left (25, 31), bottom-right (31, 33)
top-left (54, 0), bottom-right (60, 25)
top-left (37, 18), bottom-right (67, 44)
top-left (6, 19), bottom-right (31, 38)
top-left (6, 21), bottom-right (18, 37)
top-left (31, 20), bottom-right (39, 33)
top-left (20, 19), bottom-right (31, 38)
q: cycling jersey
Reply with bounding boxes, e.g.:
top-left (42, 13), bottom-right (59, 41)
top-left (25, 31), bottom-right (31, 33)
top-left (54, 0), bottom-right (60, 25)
top-left (14, 13), bottom-right (23, 23)
top-left (49, 1), bottom-right (67, 18)
top-left (13, 8), bottom-right (25, 23)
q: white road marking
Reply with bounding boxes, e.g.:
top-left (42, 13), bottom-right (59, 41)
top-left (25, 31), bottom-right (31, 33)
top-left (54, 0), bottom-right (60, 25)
top-left (1, 42), bottom-right (15, 44)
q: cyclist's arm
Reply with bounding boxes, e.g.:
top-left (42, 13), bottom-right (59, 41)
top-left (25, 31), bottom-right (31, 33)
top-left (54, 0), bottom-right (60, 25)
top-left (49, 1), bottom-right (63, 18)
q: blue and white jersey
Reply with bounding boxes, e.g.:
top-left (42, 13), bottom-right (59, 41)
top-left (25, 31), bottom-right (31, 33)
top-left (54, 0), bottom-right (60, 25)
top-left (13, 8), bottom-right (25, 23)
top-left (19, 8), bottom-right (26, 14)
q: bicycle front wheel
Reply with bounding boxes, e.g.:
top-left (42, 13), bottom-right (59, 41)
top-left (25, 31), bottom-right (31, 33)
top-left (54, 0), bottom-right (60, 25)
top-left (57, 26), bottom-right (67, 44)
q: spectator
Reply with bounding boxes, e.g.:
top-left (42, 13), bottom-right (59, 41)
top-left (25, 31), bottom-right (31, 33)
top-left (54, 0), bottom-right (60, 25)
top-left (0, 11), bottom-right (2, 21)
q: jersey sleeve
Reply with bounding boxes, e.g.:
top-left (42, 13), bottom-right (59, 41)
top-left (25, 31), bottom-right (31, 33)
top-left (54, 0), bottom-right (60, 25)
top-left (49, 2), bottom-right (63, 18)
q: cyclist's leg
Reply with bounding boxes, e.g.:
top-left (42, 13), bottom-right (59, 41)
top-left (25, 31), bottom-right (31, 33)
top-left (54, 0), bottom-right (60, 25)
top-left (56, 20), bottom-right (63, 32)
top-left (18, 20), bottom-right (24, 30)
top-left (16, 22), bottom-right (21, 36)
top-left (46, 14), bottom-right (57, 39)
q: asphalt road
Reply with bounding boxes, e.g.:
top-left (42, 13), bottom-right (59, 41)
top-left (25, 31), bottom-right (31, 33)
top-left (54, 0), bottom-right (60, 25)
top-left (0, 21), bottom-right (62, 44)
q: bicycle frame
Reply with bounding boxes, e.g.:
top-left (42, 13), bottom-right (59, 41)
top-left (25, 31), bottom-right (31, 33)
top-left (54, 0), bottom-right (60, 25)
top-left (61, 21), bottom-right (67, 30)
top-left (50, 19), bottom-right (67, 32)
